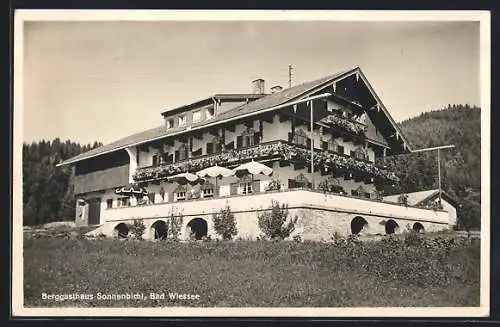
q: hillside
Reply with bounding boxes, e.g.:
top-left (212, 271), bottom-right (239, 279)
top-left (22, 139), bottom-right (102, 226)
top-left (381, 104), bottom-right (481, 230)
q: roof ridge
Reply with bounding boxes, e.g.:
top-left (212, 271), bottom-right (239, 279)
top-left (58, 67), bottom-right (364, 166)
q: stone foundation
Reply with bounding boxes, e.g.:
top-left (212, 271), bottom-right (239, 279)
top-left (99, 206), bottom-right (450, 242)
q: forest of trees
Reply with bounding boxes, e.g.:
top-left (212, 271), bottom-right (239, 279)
top-left (22, 104), bottom-right (481, 230)
top-left (380, 104), bottom-right (481, 230)
top-left (22, 139), bottom-right (102, 226)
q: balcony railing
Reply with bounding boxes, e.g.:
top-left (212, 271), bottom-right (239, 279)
top-left (322, 114), bottom-right (367, 136)
top-left (133, 140), bottom-right (399, 184)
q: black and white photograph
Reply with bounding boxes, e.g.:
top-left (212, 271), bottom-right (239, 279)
top-left (12, 10), bottom-right (490, 317)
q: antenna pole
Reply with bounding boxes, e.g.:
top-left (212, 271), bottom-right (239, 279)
top-left (288, 64), bottom-right (293, 88)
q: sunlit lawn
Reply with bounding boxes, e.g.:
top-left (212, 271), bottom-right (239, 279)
top-left (23, 233), bottom-right (480, 308)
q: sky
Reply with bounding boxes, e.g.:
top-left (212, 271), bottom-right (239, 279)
top-left (22, 18), bottom-right (480, 145)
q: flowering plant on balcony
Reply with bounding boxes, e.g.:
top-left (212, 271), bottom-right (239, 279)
top-left (133, 141), bottom-right (399, 184)
top-left (133, 142), bottom-right (284, 182)
top-left (278, 143), bottom-right (399, 183)
top-left (323, 114), bottom-right (366, 136)
top-left (264, 179), bottom-right (282, 192)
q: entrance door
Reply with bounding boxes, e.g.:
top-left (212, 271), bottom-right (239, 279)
top-left (88, 198), bottom-right (101, 225)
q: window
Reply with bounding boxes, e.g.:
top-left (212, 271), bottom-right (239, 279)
top-left (176, 145), bottom-right (189, 162)
top-left (291, 129), bottom-right (310, 147)
top-left (106, 199), bottom-right (113, 209)
top-left (206, 107), bottom-right (215, 119)
top-left (202, 188), bottom-right (214, 198)
top-left (337, 145), bottom-right (344, 155)
top-left (166, 119), bottom-right (174, 129)
top-left (237, 128), bottom-right (257, 149)
top-left (148, 193), bottom-right (155, 204)
top-left (193, 110), bottom-right (202, 123)
top-left (175, 191), bottom-right (186, 201)
top-left (351, 147), bottom-right (368, 161)
top-left (244, 135), bottom-right (254, 147)
top-left (118, 197), bottom-right (130, 207)
top-left (152, 154), bottom-right (159, 167)
top-left (206, 142), bottom-right (213, 154)
top-left (240, 182), bottom-right (253, 195)
top-left (322, 140), bottom-right (340, 153)
top-left (178, 115), bottom-right (187, 127)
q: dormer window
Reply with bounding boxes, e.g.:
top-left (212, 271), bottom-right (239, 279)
top-left (193, 110), bottom-right (202, 123)
top-left (166, 119), bottom-right (174, 129)
top-left (206, 107), bottom-right (215, 120)
top-left (178, 115), bottom-right (187, 127)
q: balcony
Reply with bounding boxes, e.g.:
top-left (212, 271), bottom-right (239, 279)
top-left (322, 114), bottom-right (367, 136)
top-left (132, 141), bottom-right (399, 184)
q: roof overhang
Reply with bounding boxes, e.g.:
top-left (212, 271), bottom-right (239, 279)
top-left (57, 92), bottom-right (332, 167)
top-left (58, 67), bottom-right (412, 166)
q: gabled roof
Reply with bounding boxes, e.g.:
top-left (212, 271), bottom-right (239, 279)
top-left (57, 66), bottom-right (408, 167)
top-left (383, 189), bottom-right (460, 207)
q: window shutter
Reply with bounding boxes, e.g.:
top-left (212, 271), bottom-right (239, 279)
top-left (253, 132), bottom-right (261, 145)
top-left (338, 146), bottom-right (344, 155)
top-left (322, 141), bottom-right (328, 150)
top-left (306, 138), bottom-right (312, 149)
top-left (206, 142), bottom-right (213, 154)
top-left (230, 182), bottom-right (238, 195)
top-left (166, 153), bottom-right (174, 163)
top-left (152, 155), bottom-right (158, 167)
top-left (236, 136), bottom-right (243, 148)
top-left (253, 180), bottom-right (260, 193)
top-left (288, 132), bottom-right (293, 143)
top-left (350, 150), bottom-right (355, 158)
top-left (174, 150), bottom-right (179, 162)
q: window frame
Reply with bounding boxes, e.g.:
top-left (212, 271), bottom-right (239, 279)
top-left (239, 181), bottom-right (253, 195)
top-left (118, 197), bottom-right (130, 207)
top-left (175, 191), bottom-right (186, 201)
top-left (192, 110), bottom-right (202, 123)
top-left (178, 115), bottom-right (187, 127)
top-left (148, 193), bottom-right (155, 204)
top-left (166, 119), bottom-right (174, 129)
top-left (106, 199), bottom-right (113, 209)
top-left (202, 188), bottom-right (214, 198)
top-left (206, 107), bottom-right (215, 120)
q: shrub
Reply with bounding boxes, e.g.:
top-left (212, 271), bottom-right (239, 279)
top-left (257, 201), bottom-right (298, 240)
top-left (398, 194), bottom-right (409, 206)
top-left (130, 220), bottom-right (146, 239)
top-left (404, 231), bottom-right (424, 247)
top-left (212, 205), bottom-right (238, 240)
top-left (167, 208), bottom-right (184, 240)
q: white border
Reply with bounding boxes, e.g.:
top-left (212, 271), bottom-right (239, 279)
top-left (12, 10), bottom-right (491, 318)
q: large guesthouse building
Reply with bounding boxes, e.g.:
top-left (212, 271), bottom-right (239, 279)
top-left (58, 67), bottom-right (457, 241)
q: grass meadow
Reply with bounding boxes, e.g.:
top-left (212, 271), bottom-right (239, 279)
top-left (23, 230), bottom-right (480, 308)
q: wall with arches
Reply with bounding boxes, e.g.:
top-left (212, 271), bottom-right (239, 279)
top-left (102, 206), bottom-right (450, 242)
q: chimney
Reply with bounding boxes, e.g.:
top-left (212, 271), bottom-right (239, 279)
top-left (252, 78), bottom-right (265, 94)
top-left (270, 85), bottom-right (283, 94)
